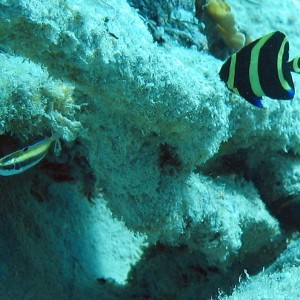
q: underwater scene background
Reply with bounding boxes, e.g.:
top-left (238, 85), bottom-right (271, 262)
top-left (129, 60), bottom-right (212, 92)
top-left (0, 0), bottom-right (300, 299)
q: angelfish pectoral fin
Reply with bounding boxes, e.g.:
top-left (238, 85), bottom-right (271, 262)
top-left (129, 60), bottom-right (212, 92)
top-left (245, 96), bottom-right (264, 108)
top-left (286, 88), bottom-right (295, 99)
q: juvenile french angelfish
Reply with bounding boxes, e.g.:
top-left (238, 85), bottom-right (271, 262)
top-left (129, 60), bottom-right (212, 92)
top-left (219, 31), bottom-right (300, 108)
top-left (0, 134), bottom-right (59, 176)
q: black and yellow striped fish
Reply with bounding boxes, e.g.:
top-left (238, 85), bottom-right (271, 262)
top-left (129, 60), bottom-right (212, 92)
top-left (0, 135), bottom-right (57, 176)
top-left (219, 31), bottom-right (300, 108)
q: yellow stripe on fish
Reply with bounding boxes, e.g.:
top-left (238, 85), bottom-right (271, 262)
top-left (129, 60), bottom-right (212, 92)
top-left (0, 135), bottom-right (57, 176)
top-left (219, 31), bottom-right (300, 108)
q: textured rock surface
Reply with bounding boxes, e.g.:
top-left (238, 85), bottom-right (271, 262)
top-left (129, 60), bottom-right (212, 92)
top-left (0, 53), bottom-right (80, 140)
top-left (221, 237), bottom-right (300, 300)
top-left (0, 0), bottom-right (300, 299)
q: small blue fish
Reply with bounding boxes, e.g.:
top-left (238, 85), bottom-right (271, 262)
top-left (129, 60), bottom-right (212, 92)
top-left (0, 135), bottom-right (58, 176)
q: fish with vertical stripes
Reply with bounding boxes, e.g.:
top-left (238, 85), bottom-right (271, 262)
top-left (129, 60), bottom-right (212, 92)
top-left (219, 31), bottom-right (300, 108)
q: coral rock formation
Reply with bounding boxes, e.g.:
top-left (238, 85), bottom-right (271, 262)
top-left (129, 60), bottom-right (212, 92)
top-left (0, 0), bottom-right (299, 299)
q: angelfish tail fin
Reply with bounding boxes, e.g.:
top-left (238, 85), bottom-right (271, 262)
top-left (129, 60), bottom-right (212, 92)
top-left (288, 57), bottom-right (300, 73)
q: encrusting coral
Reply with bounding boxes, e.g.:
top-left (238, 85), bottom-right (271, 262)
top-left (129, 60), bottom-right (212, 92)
top-left (0, 52), bottom-right (81, 141)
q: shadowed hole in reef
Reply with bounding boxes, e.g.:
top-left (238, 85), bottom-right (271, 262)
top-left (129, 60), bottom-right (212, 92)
top-left (159, 143), bottom-right (183, 176)
top-left (245, 152), bottom-right (300, 231)
top-left (270, 195), bottom-right (300, 230)
top-left (200, 146), bottom-right (300, 231)
top-left (197, 148), bottom-right (249, 178)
